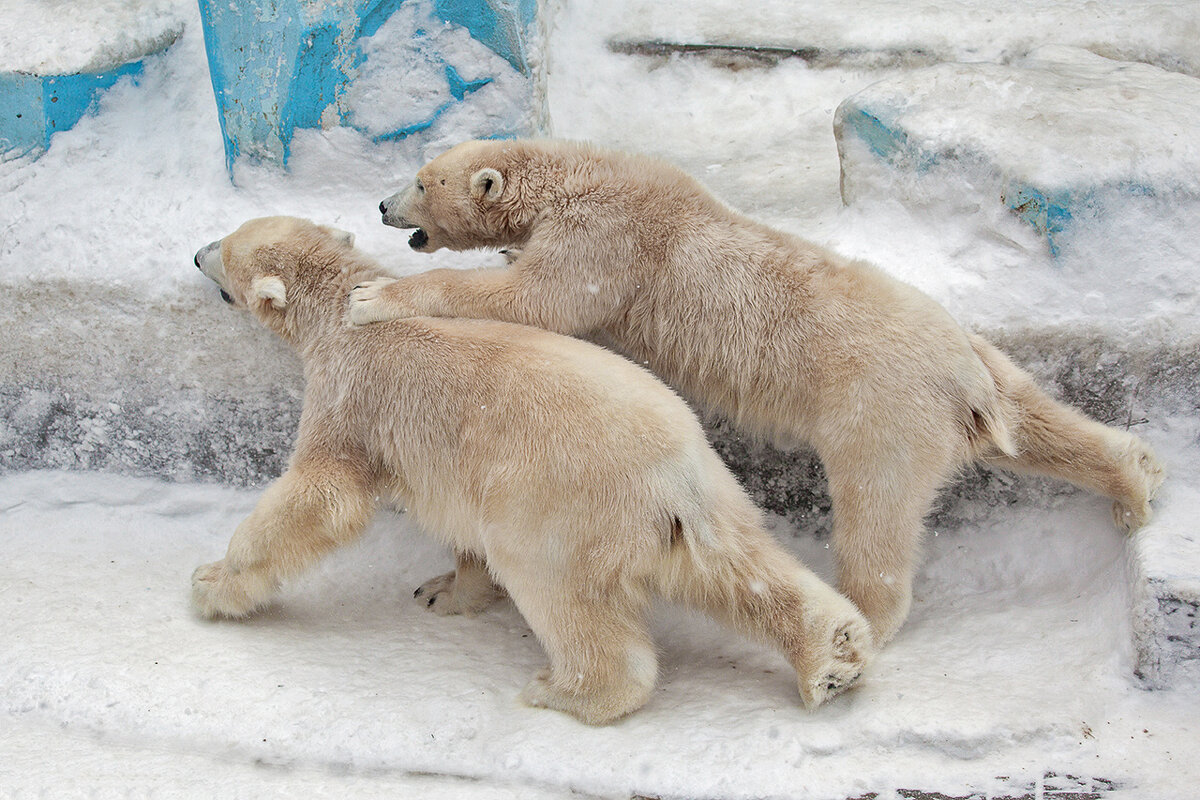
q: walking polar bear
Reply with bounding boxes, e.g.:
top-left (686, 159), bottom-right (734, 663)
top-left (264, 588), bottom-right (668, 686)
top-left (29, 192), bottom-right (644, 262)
top-left (191, 216), bottom-right (873, 724)
top-left (353, 139), bottom-right (1166, 646)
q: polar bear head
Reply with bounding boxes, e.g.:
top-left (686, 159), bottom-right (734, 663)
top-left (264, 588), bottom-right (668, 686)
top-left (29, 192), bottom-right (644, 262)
top-left (379, 139), bottom-right (577, 253)
top-left (193, 216), bottom-right (357, 335)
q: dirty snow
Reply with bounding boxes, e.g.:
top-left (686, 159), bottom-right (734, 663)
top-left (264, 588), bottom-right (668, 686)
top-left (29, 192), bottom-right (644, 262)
top-left (604, 0), bottom-right (1200, 77)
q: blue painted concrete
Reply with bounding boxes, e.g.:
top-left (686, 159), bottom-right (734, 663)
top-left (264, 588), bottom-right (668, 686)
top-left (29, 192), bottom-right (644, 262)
top-left (1, 62), bottom-right (145, 159)
top-left (999, 183), bottom-right (1076, 256)
top-left (445, 64), bottom-right (492, 101)
top-left (199, 0), bottom-right (540, 176)
top-left (372, 64), bottom-right (491, 142)
top-left (837, 100), bottom-right (1104, 257)
top-left (434, 0), bottom-right (537, 73)
top-left (838, 107), bottom-right (937, 173)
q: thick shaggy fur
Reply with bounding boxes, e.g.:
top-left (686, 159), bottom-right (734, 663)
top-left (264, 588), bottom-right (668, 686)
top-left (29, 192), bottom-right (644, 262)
top-left (191, 216), bottom-right (874, 724)
top-left (356, 139), bottom-right (1166, 645)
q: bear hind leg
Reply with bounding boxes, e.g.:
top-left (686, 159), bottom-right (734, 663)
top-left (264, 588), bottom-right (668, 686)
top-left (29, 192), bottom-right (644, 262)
top-left (984, 374), bottom-right (1165, 531)
top-left (661, 516), bottom-right (874, 709)
top-left (824, 449), bottom-right (947, 647)
top-left (498, 564), bottom-right (657, 725)
top-left (972, 336), bottom-right (1165, 531)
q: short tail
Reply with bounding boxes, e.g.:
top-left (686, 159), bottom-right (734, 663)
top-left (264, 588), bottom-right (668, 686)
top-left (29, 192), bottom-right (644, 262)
top-left (965, 334), bottom-right (1020, 459)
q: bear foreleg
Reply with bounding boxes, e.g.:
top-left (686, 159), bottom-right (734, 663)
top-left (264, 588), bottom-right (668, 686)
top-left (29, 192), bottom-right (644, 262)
top-left (192, 456), bottom-right (376, 619)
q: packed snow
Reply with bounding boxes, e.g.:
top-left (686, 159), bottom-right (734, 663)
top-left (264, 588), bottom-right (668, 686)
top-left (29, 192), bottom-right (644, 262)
top-left (344, 0), bottom-right (537, 143)
top-left (839, 46), bottom-right (1200, 191)
top-left (832, 44), bottom-right (1200, 331)
top-left (1, 0), bottom-right (1198, 797)
top-left (1, 464), bottom-right (1196, 799)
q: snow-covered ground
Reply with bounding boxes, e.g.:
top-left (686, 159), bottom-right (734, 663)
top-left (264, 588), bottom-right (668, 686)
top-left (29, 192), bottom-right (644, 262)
top-left (1, 0), bottom-right (1198, 796)
top-left (2, 461), bottom-right (1196, 799)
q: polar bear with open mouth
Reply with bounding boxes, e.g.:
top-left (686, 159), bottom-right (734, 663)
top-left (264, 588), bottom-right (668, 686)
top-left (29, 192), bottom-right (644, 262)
top-left (355, 139), bottom-right (1166, 646)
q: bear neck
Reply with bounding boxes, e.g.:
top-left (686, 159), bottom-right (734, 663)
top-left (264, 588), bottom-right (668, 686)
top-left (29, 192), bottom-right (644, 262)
top-left (278, 250), bottom-right (388, 352)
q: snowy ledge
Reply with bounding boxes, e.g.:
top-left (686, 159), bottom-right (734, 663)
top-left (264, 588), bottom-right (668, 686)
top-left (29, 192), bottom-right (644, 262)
top-left (0, 0), bottom-right (188, 76)
top-left (605, 0), bottom-right (1200, 77)
top-left (2, 277), bottom-right (1198, 690)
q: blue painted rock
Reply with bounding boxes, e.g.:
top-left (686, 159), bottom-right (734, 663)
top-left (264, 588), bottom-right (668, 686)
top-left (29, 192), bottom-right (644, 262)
top-left (834, 46), bottom-right (1200, 256)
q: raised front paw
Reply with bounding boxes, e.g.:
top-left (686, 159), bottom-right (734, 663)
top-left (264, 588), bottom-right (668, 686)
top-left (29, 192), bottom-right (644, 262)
top-left (347, 278), bottom-right (402, 326)
top-left (191, 559), bottom-right (270, 619)
top-left (413, 569), bottom-right (505, 616)
top-left (796, 598), bottom-right (874, 710)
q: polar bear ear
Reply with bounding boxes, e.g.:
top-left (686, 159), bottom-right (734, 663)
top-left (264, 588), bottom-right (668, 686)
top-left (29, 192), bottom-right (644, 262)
top-left (250, 275), bottom-right (288, 310)
top-left (323, 226), bottom-right (355, 248)
top-left (470, 168), bottom-right (504, 203)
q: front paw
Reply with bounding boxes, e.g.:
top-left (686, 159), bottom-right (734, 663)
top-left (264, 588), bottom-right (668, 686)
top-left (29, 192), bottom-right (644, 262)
top-left (191, 559), bottom-right (269, 619)
top-left (348, 278), bottom-right (403, 326)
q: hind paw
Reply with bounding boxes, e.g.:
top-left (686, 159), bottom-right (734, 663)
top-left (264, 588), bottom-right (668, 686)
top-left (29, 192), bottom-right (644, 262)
top-left (797, 603), bottom-right (874, 709)
top-left (1113, 438), bottom-right (1166, 532)
top-left (413, 569), bottom-right (505, 616)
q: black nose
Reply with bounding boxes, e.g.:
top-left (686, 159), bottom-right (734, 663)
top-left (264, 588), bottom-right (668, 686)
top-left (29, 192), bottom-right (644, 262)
top-left (194, 252), bottom-right (201, 269)
top-left (379, 200), bottom-right (388, 215)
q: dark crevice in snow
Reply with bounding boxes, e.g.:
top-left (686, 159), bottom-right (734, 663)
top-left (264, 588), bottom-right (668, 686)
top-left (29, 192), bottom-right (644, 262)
top-left (609, 39), bottom-right (943, 71)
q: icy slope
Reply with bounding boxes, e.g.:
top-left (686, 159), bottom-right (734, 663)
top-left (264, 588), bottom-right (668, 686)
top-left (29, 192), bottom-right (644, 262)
top-left (2, 468), bottom-right (1197, 799)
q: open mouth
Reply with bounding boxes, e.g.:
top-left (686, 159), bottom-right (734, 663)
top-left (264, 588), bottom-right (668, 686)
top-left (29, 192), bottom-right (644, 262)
top-left (409, 228), bottom-right (428, 249)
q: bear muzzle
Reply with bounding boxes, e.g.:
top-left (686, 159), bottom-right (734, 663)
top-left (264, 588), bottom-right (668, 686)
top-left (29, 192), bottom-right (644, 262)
top-left (379, 192), bottom-right (420, 229)
top-left (379, 193), bottom-right (428, 249)
top-left (194, 241), bottom-right (235, 304)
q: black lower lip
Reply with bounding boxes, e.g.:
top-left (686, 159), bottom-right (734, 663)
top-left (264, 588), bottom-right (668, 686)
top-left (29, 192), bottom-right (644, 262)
top-left (409, 228), bottom-right (428, 249)
top-left (219, 289), bottom-right (234, 304)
